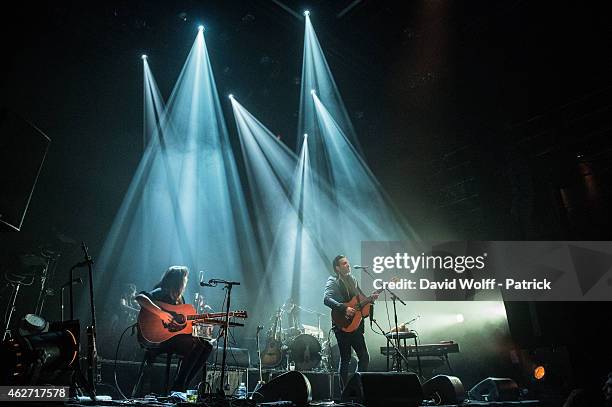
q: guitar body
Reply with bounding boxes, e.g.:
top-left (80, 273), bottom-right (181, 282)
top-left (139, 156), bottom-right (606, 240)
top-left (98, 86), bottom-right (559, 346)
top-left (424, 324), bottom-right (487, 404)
top-left (331, 294), bottom-right (372, 333)
top-left (261, 308), bottom-right (283, 367)
top-left (138, 302), bottom-right (197, 345)
top-left (138, 301), bottom-right (248, 346)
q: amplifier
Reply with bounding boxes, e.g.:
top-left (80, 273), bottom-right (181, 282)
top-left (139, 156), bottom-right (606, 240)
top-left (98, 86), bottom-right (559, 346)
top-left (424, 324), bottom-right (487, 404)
top-left (204, 369), bottom-right (247, 395)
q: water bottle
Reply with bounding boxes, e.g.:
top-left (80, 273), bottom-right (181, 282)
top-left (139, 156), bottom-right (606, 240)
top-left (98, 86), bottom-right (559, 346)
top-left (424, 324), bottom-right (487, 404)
top-left (236, 382), bottom-right (247, 399)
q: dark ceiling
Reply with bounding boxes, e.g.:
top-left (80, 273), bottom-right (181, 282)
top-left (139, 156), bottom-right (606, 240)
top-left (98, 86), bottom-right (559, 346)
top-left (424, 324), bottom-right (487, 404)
top-left (1, 0), bottom-right (611, 246)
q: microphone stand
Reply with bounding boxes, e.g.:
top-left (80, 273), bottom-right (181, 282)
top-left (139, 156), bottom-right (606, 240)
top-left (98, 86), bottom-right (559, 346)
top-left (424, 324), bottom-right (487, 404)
top-left (82, 243), bottom-right (99, 397)
top-left (360, 268), bottom-right (407, 371)
top-left (369, 316), bottom-right (412, 369)
top-left (251, 325), bottom-right (265, 399)
top-left (198, 278), bottom-right (240, 398)
top-left (67, 243), bottom-right (98, 401)
top-left (218, 279), bottom-right (239, 396)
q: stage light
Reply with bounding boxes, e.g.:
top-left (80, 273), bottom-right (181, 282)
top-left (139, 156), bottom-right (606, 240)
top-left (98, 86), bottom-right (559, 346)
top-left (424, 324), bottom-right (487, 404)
top-left (229, 93), bottom-right (234, 99)
top-left (310, 89), bottom-right (316, 95)
top-left (198, 25), bottom-right (205, 31)
top-left (304, 133), bottom-right (308, 139)
top-left (141, 54), bottom-right (147, 60)
top-left (533, 366), bottom-right (546, 380)
top-left (18, 313), bottom-right (49, 336)
top-left (456, 314), bottom-right (464, 323)
top-left (2, 320), bottom-right (80, 385)
top-left (304, 10), bottom-right (310, 17)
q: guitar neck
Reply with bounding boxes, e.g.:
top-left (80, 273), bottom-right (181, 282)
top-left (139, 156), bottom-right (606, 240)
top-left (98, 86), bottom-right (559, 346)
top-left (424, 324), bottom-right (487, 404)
top-left (357, 288), bottom-right (384, 308)
top-left (188, 312), bottom-right (237, 320)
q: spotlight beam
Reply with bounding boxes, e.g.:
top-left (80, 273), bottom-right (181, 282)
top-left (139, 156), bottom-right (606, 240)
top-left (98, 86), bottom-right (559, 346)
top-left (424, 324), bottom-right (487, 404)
top-left (230, 98), bottom-right (336, 309)
top-left (96, 28), bottom-right (262, 321)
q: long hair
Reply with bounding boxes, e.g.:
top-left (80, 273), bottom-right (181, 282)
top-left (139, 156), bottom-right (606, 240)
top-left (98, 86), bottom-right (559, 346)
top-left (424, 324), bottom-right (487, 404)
top-left (154, 265), bottom-right (189, 301)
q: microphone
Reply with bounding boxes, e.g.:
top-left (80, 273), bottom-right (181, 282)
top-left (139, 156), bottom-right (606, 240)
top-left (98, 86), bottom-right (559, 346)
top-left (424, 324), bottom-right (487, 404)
top-left (199, 271), bottom-right (215, 287)
top-left (405, 315), bottom-right (422, 325)
top-left (353, 265), bottom-right (369, 269)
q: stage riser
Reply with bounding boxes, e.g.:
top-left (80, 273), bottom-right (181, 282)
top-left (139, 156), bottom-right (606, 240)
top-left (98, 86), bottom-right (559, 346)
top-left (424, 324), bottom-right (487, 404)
top-left (98, 361), bottom-right (547, 405)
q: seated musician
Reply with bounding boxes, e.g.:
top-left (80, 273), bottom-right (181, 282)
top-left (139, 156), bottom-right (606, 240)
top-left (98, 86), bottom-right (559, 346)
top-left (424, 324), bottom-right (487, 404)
top-left (135, 265), bottom-right (212, 392)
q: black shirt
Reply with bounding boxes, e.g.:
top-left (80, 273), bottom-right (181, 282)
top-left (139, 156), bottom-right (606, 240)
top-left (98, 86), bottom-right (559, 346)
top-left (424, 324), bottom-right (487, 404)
top-left (139, 288), bottom-right (185, 305)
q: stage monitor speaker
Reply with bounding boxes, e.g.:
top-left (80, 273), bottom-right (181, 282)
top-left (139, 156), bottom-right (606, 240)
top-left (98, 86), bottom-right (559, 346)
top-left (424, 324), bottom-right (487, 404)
top-left (468, 377), bottom-right (519, 401)
top-left (257, 371), bottom-right (311, 407)
top-left (341, 372), bottom-right (423, 407)
top-left (0, 109), bottom-right (50, 231)
top-left (422, 374), bottom-right (465, 405)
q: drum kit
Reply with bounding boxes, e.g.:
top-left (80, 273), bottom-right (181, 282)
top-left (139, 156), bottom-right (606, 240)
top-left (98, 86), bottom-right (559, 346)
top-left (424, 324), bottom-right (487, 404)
top-left (261, 301), bottom-right (332, 372)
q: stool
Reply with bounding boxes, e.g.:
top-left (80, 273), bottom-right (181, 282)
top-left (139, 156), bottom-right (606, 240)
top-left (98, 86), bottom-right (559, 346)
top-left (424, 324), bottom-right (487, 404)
top-left (132, 348), bottom-right (183, 396)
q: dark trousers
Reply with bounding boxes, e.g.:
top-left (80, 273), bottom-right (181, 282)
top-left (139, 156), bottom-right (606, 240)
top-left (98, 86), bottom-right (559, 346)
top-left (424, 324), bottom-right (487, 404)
top-left (159, 334), bottom-right (212, 391)
top-left (334, 329), bottom-right (370, 389)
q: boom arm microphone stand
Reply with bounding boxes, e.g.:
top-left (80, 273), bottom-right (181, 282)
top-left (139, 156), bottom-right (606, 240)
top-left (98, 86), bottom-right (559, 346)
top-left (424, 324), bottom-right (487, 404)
top-left (360, 267), bottom-right (407, 371)
top-left (198, 278), bottom-right (241, 398)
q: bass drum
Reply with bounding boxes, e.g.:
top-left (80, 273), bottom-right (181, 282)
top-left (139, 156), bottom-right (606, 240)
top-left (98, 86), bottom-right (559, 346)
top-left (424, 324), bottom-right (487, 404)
top-left (289, 334), bottom-right (321, 371)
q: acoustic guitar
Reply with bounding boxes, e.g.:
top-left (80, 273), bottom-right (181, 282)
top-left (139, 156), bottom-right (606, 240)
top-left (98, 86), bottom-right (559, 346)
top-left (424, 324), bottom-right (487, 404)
top-left (331, 288), bottom-right (383, 333)
top-left (137, 301), bottom-right (247, 345)
top-left (330, 278), bottom-right (398, 333)
top-left (261, 308), bottom-right (283, 367)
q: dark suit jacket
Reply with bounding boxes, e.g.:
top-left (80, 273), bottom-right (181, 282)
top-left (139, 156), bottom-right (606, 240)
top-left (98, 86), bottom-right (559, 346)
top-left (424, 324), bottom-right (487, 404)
top-left (324, 274), bottom-right (366, 332)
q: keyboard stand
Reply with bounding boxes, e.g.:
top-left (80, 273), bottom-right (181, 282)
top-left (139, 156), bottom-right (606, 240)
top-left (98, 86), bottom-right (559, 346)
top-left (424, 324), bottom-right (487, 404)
top-left (384, 331), bottom-right (422, 379)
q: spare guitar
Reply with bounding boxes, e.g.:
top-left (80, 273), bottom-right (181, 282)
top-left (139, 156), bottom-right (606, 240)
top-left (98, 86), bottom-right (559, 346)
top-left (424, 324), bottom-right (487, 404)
top-left (331, 278), bottom-right (398, 333)
top-left (261, 308), bottom-right (282, 367)
top-left (138, 301), bottom-right (247, 346)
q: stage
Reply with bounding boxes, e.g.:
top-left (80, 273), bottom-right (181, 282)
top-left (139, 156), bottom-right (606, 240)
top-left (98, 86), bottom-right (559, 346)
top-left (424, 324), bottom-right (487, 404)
top-left (2, 1), bottom-right (612, 407)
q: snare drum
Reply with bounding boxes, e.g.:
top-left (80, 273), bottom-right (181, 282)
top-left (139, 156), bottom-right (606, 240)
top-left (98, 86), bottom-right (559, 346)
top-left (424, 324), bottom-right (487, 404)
top-left (192, 322), bottom-right (214, 340)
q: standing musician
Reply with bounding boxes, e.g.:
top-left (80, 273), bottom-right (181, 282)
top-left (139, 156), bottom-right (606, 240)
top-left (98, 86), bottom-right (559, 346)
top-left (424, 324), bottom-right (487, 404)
top-left (324, 255), bottom-right (378, 389)
top-left (135, 266), bottom-right (212, 392)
